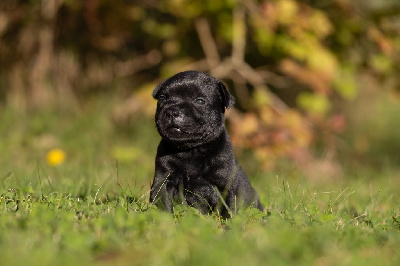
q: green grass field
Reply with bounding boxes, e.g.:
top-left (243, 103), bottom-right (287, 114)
top-left (1, 99), bottom-right (400, 265)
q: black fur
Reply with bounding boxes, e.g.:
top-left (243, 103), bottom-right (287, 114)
top-left (149, 71), bottom-right (263, 217)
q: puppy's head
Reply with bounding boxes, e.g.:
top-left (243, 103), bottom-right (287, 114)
top-left (153, 71), bottom-right (235, 149)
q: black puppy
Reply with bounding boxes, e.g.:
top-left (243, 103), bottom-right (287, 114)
top-left (149, 71), bottom-right (262, 217)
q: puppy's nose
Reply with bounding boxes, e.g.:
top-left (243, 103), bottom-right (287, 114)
top-left (166, 106), bottom-right (180, 118)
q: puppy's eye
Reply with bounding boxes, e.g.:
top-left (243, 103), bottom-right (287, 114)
top-left (195, 98), bottom-right (206, 105)
top-left (158, 95), bottom-right (167, 103)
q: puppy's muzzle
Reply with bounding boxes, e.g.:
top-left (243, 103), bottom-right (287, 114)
top-left (164, 106), bottom-right (187, 125)
top-left (165, 106), bottom-right (180, 119)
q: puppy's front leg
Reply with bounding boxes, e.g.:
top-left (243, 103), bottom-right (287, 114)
top-left (149, 172), bottom-right (173, 212)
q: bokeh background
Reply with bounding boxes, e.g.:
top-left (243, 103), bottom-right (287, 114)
top-left (1, 0), bottom-right (400, 182)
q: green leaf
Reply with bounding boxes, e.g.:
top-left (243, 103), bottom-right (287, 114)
top-left (334, 67), bottom-right (358, 100)
top-left (319, 213), bottom-right (335, 223)
top-left (111, 146), bottom-right (142, 162)
top-left (370, 54), bottom-right (393, 74)
top-left (297, 93), bottom-right (331, 115)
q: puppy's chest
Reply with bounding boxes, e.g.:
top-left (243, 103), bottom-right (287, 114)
top-left (167, 153), bottom-right (212, 183)
top-left (179, 157), bottom-right (208, 177)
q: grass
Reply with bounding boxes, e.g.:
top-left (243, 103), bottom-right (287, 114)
top-left (1, 98), bottom-right (400, 265)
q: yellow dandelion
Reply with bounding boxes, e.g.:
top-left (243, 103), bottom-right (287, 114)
top-left (46, 148), bottom-right (66, 166)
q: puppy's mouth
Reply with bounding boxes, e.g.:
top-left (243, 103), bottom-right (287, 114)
top-left (166, 125), bottom-right (189, 134)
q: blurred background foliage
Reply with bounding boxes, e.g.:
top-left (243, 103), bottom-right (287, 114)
top-left (1, 0), bottom-right (400, 176)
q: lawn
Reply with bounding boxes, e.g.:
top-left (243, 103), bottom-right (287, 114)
top-left (1, 98), bottom-right (399, 265)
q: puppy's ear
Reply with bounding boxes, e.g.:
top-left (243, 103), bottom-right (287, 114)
top-left (152, 85), bottom-right (162, 99)
top-left (152, 81), bottom-right (164, 99)
top-left (218, 81), bottom-right (235, 112)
